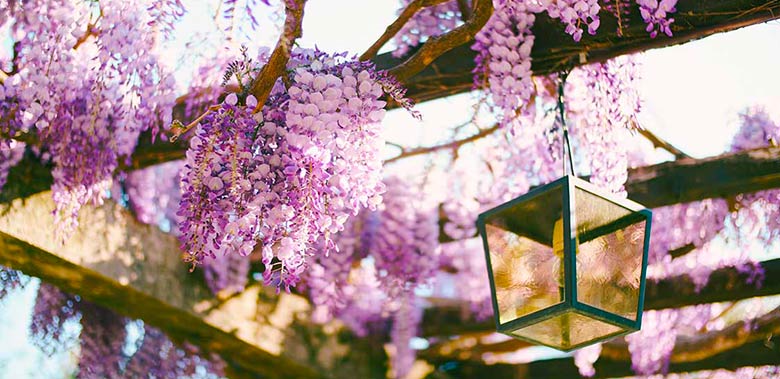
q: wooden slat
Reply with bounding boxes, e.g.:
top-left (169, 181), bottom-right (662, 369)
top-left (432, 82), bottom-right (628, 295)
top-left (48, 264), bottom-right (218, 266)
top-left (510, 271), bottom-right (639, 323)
top-left (428, 337), bottom-right (780, 379)
top-left (0, 192), bottom-right (386, 379)
top-left (423, 304), bottom-right (780, 363)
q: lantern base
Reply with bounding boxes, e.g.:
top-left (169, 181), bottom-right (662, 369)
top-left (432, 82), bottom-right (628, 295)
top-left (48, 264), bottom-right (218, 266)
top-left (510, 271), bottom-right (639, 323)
top-left (502, 309), bottom-right (635, 351)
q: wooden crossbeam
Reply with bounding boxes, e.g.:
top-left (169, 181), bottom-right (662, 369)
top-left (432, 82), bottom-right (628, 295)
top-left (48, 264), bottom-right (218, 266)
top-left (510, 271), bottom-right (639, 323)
top-left (430, 336), bottom-right (780, 379)
top-left (6, 142), bottom-right (780, 225)
top-left (0, 192), bottom-right (387, 379)
top-left (374, 0), bottom-right (780, 105)
top-left (423, 303), bottom-right (780, 364)
top-left (420, 258), bottom-right (780, 336)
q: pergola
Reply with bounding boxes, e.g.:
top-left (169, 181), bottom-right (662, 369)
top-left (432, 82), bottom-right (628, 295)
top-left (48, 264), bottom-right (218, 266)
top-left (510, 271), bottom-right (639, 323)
top-left (2, 1), bottom-right (780, 378)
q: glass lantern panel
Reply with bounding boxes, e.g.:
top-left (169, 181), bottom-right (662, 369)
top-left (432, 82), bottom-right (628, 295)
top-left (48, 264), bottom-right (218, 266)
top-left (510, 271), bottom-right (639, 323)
top-left (509, 311), bottom-right (625, 350)
top-left (483, 184), bottom-right (565, 325)
top-left (574, 187), bottom-right (646, 321)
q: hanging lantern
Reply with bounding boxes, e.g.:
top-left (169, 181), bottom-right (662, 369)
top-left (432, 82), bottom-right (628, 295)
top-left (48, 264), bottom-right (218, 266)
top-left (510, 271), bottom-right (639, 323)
top-left (476, 175), bottom-right (652, 351)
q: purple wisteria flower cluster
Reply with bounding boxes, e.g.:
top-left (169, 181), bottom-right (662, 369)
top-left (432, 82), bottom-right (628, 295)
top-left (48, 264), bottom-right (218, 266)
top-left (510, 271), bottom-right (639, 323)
top-left (124, 160), bottom-right (184, 231)
top-left (30, 283), bottom-right (79, 356)
top-left (636, 0), bottom-right (678, 37)
top-left (0, 137), bottom-right (24, 193)
top-left (727, 107), bottom-right (780, 259)
top-left (569, 55), bottom-right (642, 196)
top-left (392, 0), bottom-right (466, 58)
top-left (0, 0), bottom-right (179, 239)
top-left (472, 0), bottom-right (538, 124)
top-left (0, 265), bottom-right (29, 301)
top-left (367, 176), bottom-right (440, 299)
top-left (545, 0), bottom-right (601, 41)
top-left (305, 213), bottom-right (366, 324)
top-left (301, 177), bottom-right (440, 377)
top-left (178, 48), bottom-right (413, 291)
top-left (24, 281), bottom-right (225, 378)
top-left (125, 326), bottom-right (226, 378)
top-left (390, 294), bottom-right (423, 379)
top-left (76, 301), bottom-right (128, 378)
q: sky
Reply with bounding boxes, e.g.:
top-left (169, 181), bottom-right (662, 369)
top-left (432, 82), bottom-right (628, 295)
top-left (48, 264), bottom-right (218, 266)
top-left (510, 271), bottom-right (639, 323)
top-left (2, 0), bottom-right (780, 377)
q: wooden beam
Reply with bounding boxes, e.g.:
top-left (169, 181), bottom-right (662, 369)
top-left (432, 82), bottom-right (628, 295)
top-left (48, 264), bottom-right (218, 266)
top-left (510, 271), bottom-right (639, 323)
top-left (0, 192), bottom-right (387, 379)
top-left (424, 304), bottom-right (780, 364)
top-left (599, 305), bottom-right (780, 363)
top-left (420, 258), bottom-right (780, 337)
top-left (375, 0), bottom-right (780, 105)
top-left (6, 140), bottom-right (780, 228)
top-left (428, 337), bottom-right (780, 379)
top-left (530, 337), bottom-right (780, 379)
top-left (626, 147), bottom-right (780, 208)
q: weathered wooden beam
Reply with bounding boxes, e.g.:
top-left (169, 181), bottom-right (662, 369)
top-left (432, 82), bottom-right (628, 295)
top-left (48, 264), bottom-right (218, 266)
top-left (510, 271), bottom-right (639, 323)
top-left (0, 192), bottom-right (386, 379)
top-left (626, 147), bottom-right (780, 208)
top-left (427, 337), bottom-right (780, 379)
top-left (6, 140), bottom-right (780, 229)
top-left (424, 304), bottom-right (780, 363)
top-left (376, 0), bottom-right (780, 105)
top-left (420, 258), bottom-right (780, 336)
top-left (600, 305), bottom-right (780, 362)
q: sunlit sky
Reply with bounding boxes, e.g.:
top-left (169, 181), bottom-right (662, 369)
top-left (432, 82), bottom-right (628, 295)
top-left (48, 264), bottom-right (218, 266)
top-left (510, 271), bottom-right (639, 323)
top-left (2, 1), bottom-right (780, 377)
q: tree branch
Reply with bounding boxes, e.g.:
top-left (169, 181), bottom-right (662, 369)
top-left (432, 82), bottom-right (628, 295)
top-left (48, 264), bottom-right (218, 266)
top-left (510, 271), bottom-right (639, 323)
top-left (384, 124), bottom-right (500, 164)
top-left (386, 0), bottom-right (492, 82)
top-left (72, 24), bottom-right (98, 50)
top-left (248, 0), bottom-right (306, 111)
top-left (456, 0), bottom-right (472, 21)
top-left (359, 0), bottom-right (451, 61)
top-left (373, 0), bottom-right (780, 106)
top-left (635, 122), bottom-right (691, 159)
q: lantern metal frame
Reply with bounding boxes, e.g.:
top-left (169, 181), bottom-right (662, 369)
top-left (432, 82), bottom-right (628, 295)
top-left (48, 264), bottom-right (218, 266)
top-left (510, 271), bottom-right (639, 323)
top-left (476, 174), bottom-right (652, 351)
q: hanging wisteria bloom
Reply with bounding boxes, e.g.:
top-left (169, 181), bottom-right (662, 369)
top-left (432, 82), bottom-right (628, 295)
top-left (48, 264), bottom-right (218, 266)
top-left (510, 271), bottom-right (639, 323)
top-left (573, 343), bottom-right (602, 377)
top-left (30, 283), bottom-right (79, 356)
top-left (306, 213), bottom-right (366, 324)
top-left (76, 301), bottom-right (128, 379)
top-left (389, 294), bottom-right (423, 379)
top-left (392, 0), bottom-right (465, 57)
top-left (636, 0), bottom-right (678, 37)
top-left (721, 106), bottom-right (779, 280)
top-left (124, 160), bottom-right (184, 232)
top-left (178, 48), bottom-right (415, 290)
top-left (438, 238), bottom-right (494, 319)
top-left (0, 139), bottom-right (24, 193)
top-left (366, 176), bottom-right (440, 299)
top-left (336, 263), bottom-right (388, 337)
top-left (568, 55), bottom-right (642, 196)
top-left (202, 251), bottom-right (251, 296)
top-left (0, 265), bottom-right (28, 301)
top-left (472, 0), bottom-right (538, 124)
top-left (545, 0), bottom-right (601, 41)
top-left (1, 0), bottom-right (178, 240)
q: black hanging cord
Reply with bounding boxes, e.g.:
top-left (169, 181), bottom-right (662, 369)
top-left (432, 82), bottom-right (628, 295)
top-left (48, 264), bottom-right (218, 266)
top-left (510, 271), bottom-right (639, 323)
top-left (557, 71), bottom-right (576, 177)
